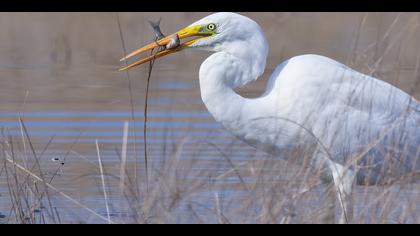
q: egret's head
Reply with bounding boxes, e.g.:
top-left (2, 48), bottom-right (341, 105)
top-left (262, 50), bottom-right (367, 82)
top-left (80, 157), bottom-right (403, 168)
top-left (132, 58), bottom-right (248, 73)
top-left (119, 12), bottom-right (268, 71)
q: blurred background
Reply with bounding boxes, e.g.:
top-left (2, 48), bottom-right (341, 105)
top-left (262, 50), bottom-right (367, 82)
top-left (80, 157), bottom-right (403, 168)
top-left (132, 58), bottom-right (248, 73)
top-left (0, 12), bottom-right (419, 111)
top-left (0, 12), bottom-right (418, 224)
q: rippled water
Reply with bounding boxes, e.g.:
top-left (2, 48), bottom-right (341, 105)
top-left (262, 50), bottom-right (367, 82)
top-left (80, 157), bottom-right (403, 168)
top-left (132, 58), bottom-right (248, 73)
top-left (0, 110), bottom-right (281, 224)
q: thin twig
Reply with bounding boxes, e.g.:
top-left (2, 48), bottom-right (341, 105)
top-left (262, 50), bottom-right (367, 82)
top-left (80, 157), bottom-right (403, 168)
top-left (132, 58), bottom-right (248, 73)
top-left (138, 26), bottom-right (164, 193)
top-left (142, 49), bottom-right (159, 193)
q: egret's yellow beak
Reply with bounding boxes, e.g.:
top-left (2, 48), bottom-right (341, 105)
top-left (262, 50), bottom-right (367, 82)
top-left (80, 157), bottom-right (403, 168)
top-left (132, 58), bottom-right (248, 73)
top-left (119, 25), bottom-right (212, 71)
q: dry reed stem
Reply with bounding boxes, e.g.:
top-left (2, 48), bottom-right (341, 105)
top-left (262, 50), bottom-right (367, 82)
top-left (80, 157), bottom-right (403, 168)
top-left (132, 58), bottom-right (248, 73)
top-left (96, 139), bottom-right (112, 224)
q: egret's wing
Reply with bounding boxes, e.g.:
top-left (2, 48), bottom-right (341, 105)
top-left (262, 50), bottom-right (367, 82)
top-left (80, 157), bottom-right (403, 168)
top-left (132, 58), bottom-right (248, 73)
top-left (267, 54), bottom-right (419, 183)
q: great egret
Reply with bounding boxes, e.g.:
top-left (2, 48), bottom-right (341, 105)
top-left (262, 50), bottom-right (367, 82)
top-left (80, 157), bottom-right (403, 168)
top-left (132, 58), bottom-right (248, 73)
top-left (120, 12), bottom-right (420, 223)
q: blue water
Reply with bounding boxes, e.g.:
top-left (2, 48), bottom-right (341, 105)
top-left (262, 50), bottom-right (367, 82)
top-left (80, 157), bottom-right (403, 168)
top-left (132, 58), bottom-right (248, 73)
top-left (0, 110), bottom-right (417, 224)
top-left (0, 110), bottom-right (264, 223)
top-left (0, 111), bottom-right (212, 118)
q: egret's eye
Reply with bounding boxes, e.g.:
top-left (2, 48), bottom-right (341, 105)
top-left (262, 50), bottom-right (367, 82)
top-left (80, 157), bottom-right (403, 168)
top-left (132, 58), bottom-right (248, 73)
top-left (207, 23), bottom-right (216, 31)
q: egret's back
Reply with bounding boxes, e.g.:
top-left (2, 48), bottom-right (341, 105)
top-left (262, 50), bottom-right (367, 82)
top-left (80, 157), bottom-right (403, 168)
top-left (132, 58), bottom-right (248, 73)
top-left (258, 54), bottom-right (420, 185)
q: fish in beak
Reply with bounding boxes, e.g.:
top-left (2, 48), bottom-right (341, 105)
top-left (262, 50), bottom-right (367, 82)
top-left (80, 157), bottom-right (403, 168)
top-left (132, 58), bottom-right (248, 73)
top-left (149, 18), bottom-right (165, 40)
top-left (119, 25), bottom-right (213, 71)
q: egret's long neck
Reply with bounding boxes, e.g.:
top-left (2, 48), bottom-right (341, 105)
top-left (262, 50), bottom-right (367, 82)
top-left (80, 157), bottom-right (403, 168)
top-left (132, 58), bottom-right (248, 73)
top-left (198, 38), bottom-right (268, 128)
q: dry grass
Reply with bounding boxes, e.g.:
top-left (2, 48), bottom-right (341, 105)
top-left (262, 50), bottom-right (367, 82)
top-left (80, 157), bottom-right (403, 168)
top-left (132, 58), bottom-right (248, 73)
top-left (0, 116), bottom-right (417, 224)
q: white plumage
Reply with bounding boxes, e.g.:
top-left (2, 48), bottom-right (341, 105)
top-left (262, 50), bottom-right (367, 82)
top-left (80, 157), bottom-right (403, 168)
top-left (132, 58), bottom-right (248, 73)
top-left (121, 12), bottom-right (420, 223)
